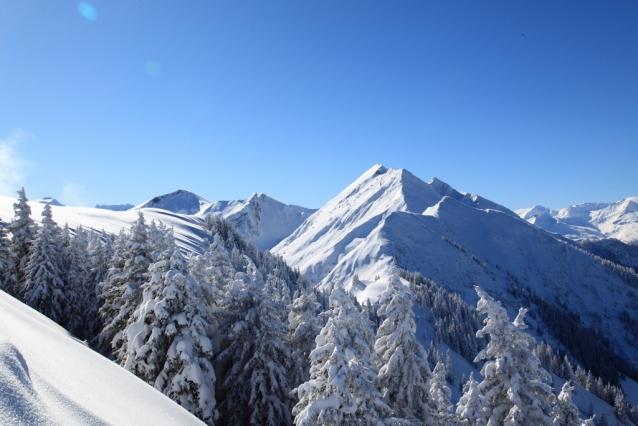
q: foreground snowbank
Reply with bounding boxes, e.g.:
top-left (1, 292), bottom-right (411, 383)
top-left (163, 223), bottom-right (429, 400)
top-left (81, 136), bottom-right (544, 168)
top-left (0, 290), bottom-right (203, 425)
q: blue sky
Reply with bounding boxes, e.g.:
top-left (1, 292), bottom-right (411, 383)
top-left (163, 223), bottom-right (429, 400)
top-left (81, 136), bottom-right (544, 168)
top-left (0, 1), bottom-right (636, 210)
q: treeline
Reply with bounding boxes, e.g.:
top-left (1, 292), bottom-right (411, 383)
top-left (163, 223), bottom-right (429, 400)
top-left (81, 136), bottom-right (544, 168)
top-left (507, 282), bottom-right (638, 386)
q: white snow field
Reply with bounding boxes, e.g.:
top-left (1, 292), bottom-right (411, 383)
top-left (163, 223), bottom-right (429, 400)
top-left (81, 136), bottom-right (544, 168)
top-left (0, 289), bottom-right (204, 425)
top-left (516, 197), bottom-right (638, 243)
top-left (273, 165), bottom-right (638, 366)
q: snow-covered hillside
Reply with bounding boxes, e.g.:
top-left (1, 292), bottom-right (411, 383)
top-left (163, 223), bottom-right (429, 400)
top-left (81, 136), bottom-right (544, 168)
top-left (0, 190), bottom-right (314, 252)
top-left (516, 198), bottom-right (638, 243)
top-left (199, 193), bottom-right (316, 249)
top-left (0, 289), bottom-right (203, 425)
top-left (0, 195), bottom-right (212, 254)
top-left (273, 165), bottom-right (638, 367)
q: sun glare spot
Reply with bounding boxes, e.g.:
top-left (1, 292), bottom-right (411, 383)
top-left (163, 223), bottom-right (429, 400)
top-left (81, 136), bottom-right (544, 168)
top-left (145, 61), bottom-right (161, 77)
top-left (77, 2), bottom-right (98, 21)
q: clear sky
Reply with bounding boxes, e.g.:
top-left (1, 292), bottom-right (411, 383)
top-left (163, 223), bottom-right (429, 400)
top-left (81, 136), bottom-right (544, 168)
top-left (0, 1), bottom-right (636, 210)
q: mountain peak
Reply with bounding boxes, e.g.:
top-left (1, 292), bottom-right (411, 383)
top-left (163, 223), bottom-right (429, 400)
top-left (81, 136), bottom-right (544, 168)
top-left (136, 189), bottom-right (209, 215)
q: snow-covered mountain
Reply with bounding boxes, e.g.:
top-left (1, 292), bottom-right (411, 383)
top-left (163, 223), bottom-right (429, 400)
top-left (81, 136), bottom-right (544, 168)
top-left (135, 189), bottom-right (209, 215)
top-left (0, 290), bottom-right (203, 425)
top-left (516, 198), bottom-right (638, 243)
top-left (199, 193), bottom-right (316, 249)
top-left (0, 190), bottom-right (314, 252)
top-left (273, 165), bottom-right (638, 367)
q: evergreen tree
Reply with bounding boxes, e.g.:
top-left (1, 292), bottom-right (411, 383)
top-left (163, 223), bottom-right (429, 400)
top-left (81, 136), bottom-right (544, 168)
top-left (292, 287), bottom-right (390, 426)
top-left (613, 391), bottom-right (629, 424)
top-left (64, 226), bottom-right (90, 338)
top-left (456, 372), bottom-right (488, 426)
top-left (7, 187), bottom-right (37, 296)
top-left (189, 234), bottom-right (234, 299)
top-left (21, 204), bottom-right (66, 323)
top-left (427, 361), bottom-right (453, 426)
top-left (374, 271), bottom-right (430, 422)
top-left (245, 292), bottom-right (295, 426)
top-left (84, 230), bottom-right (110, 341)
top-left (0, 219), bottom-right (12, 293)
top-left (551, 381), bottom-right (584, 426)
top-left (474, 286), bottom-right (556, 426)
top-left (124, 238), bottom-right (217, 425)
top-left (288, 290), bottom-right (324, 386)
top-left (97, 212), bottom-right (152, 359)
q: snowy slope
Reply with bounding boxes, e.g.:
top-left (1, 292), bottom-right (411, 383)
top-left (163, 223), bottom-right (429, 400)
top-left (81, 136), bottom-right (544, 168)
top-left (516, 197), bottom-right (638, 243)
top-left (0, 290), bottom-right (203, 425)
top-left (273, 165), bottom-right (638, 368)
top-left (0, 196), bottom-right (212, 254)
top-left (199, 193), bottom-right (316, 249)
top-left (0, 190), bottom-right (314, 252)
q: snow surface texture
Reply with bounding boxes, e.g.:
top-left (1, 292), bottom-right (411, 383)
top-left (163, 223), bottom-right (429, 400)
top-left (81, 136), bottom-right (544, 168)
top-left (0, 290), bottom-right (203, 425)
top-left (516, 198), bottom-right (638, 244)
top-left (273, 165), bottom-right (638, 367)
top-left (0, 190), bottom-right (314, 252)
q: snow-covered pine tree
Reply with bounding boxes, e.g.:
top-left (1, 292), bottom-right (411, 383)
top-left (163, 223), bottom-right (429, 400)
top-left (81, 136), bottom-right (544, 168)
top-left (64, 226), bottom-right (90, 338)
top-left (374, 270), bottom-right (431, 423)
top-left (7, 187), bottom-right (37, 296)
top-left (456, 372), bottom-right (488, 426)
top-left (147, 220), bottom-right (171, 261)
top-left (427, 361), bottom-right (453, 426)
top-left (0, 219), bottom-right (12, 293)
top-left (97, 212), bottom-right (153, 360)
top-left (292, 287), bottom-right (390, 426)
top-left (244, 291), bottom-right (295, 426)
top-left (288, 290), bottom-right (324, 386)
top-left (124, 236), bottom-right (217, 425)
top-left (21, 204), bottom-right (66, 323)
top-left (551, 381), bottom-right (584, 426)
top-left (213, 272), bottom-right (259, 422)
top-left (613, 391), bottom-right (630, 424)
top-left (189, 234), bottom-right (235, 299)
top-left (84, 230), bottom-right (111, 341)
top-left (474, 286), bottom-right (556, 426)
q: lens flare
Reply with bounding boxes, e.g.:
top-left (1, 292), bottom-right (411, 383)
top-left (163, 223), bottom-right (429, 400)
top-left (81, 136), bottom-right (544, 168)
top-left (145, 61), bottom-right (161, 77)
top-left (77, 2), bottom-right (97, 21)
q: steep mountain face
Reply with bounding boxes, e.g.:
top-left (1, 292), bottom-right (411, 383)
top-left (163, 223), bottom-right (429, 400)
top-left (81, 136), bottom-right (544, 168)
top-left (273, 165), bottom-right (638, 368)
top-left (516, 197), bottom-right (638, 243)
top-left (200, 193), bottom-right (316, 249)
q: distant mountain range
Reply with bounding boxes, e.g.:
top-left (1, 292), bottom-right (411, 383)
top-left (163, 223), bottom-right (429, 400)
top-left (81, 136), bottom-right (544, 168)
top-left (516, 198), bottom-right (638, 244)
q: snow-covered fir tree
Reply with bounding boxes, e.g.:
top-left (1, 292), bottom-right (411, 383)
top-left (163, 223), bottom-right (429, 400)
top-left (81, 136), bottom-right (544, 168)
top-left (7, 187), bottom-right (37, 296)
top-left (64, 226), bottom-right (90, 338)
top-left (84, 230), bottom-right (112, 341)
top-left (124, 236), bottom-right (217, 424)
top-left (213, 272), bottom-right (295, 425)
top-left (456, 372), bottom-right (488, 426)
top-left (188, 234), bottom-right (235, 300)
top-left (0, 219), bottom-right (12, 293)
top-left (551, 381), bottom-right (584, 426)
top-left (21, 204), bottom-right (66, 323)
top-left (373, 270), bottom-right (431, 423)
top-left (288, 290), bottom-right (324, 386)
top-left (474, 286), bottom-right (556, 426)
top-left (292, 286), bottom-right (390, 426)
top-left (427, 360), bottom-right (453, 426)
top-left (245, 290), bottom-right (295, 426)
top-left (97, 212), bottom-right (153, 359)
